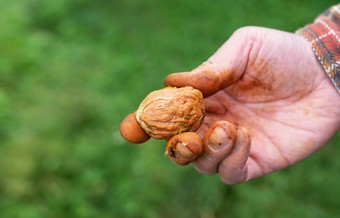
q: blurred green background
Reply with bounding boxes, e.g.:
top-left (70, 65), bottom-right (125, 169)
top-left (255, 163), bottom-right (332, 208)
top-left (1, 0), bottom-right (340, 217)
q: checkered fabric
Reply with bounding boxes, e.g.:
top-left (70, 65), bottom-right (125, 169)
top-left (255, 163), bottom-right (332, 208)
top-left (296, 4), bottom-right (340, 92)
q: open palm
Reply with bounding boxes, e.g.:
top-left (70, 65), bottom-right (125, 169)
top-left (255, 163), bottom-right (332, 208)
top-left (164, 27), bottom-right (340, 184)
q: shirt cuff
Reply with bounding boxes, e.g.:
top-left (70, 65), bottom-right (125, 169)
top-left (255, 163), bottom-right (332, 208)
top-left (296, 4), bottom-right (340, 92)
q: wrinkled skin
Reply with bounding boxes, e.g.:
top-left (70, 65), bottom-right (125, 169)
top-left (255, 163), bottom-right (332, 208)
top-left (164, 27), bottom-right (340, 184)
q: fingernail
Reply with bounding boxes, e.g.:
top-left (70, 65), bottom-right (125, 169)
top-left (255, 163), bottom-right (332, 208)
top-left (208, 127), bottom-right (232, 148)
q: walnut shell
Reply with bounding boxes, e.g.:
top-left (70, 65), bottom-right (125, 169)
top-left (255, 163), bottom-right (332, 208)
top-left (136, 87), bottom-right (205, 139)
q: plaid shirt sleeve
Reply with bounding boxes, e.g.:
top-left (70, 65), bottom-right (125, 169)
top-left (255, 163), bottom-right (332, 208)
top-left (296, 4), bottom-right (340, 92)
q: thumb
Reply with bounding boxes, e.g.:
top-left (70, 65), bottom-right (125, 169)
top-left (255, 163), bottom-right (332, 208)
top-left (164, 27), bottom-right (253, 97)
top-left (164, 62), bottom-right (230, 97)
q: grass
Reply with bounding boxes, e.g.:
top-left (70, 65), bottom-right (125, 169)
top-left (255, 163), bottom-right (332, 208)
top-left (0, 0), bottom-right (340, 217)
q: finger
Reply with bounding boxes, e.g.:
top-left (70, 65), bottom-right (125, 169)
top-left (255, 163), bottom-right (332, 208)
top-left (165, 132), bottom-right (203, 166)
top-left (192, 120), bottom-right (237, 175)
top-left (120, 112), bottom-right (150, 144)
top-left (218, 127), bottom-right (251, 185)
top-left (164, 28), bottom-right (252, 97)
top-left (164, 62), bottom-right (232, 97)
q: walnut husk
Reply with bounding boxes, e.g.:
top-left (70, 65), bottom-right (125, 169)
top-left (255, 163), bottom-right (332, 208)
top-left (136, 86), bottom-right (205, 139)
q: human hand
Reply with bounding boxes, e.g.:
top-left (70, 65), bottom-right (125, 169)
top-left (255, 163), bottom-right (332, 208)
top-left (164, 26), bottom-right (340, 184)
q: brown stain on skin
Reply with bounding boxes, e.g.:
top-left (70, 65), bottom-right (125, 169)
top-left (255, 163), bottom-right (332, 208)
top-left (304, 109), bottom-right (309, 116)
top-left (190, 64), bottom-right (222, 97)
top-left (227, 57), bottom-right (276, 101)
top-left (166, 132), bottom-right (203, 166)
top-left (300, 138), bottom-right (316, 158)
top-left (252, 105), bottom-right (277, 118)
top-left (163, 70), bottom-right (214, 96)
top-left (164, 62), bottom-right (238, 98)
top-left (194, 63), bottom-right (239, 97)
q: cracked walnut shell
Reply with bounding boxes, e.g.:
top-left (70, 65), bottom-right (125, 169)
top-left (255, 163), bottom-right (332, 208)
top-left (136, 87), bottom-right (205, 139)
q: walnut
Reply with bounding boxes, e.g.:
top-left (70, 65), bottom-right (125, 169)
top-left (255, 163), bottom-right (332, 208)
top-left (136, 86), bottom-right (205, 139)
